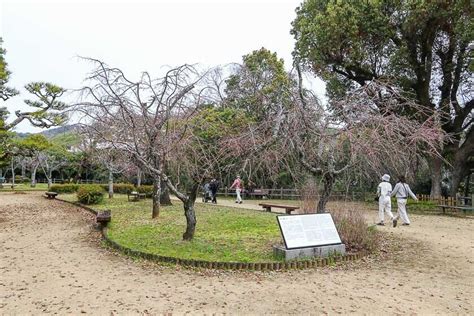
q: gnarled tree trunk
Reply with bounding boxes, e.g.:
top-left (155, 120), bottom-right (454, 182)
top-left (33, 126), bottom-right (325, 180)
top-left (160, 178), bottom-right (172, 206)
top-left (317, 173), bottom-right (335, 213)
top-left (449, 134), bottom-right (474, 197)
top-left (182, 182), bottom-right (199, 240)
top-left (160, 163), bottom-right (172, 205)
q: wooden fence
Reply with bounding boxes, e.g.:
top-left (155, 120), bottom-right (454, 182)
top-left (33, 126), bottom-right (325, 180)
top-left (217, 187), bottom-right (368, 201)
top-left (218, 188), bottom-right (473, 205)
top-left (4, 177), bottom-right (472, 206)
top-left (417, 194), bottom-right (473, 206)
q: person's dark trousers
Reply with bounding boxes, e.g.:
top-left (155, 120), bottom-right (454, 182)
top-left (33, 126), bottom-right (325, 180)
top-left (211, 192), bottom-right (217, 203)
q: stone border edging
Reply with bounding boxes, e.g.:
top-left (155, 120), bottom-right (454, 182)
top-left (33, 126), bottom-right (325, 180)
top-left (56, 197), bottom-right (364, 271)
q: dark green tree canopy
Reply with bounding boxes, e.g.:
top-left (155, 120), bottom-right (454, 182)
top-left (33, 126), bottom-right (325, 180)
top-left (292, 0), bottom-right (473, 196)
top-left (292, 0), bottom-right (473, 108)
top-left (224, 47), bottom-right (295, 121)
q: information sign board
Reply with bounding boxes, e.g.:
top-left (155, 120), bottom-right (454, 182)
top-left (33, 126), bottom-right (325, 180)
top-left (277, 213), bottom-right (342, 249)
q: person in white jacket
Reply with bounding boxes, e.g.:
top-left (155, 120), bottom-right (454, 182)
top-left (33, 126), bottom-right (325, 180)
top-left (377, 174), bottom-right (394, 226)
top-left (391, 175), bottom-right (418, 227)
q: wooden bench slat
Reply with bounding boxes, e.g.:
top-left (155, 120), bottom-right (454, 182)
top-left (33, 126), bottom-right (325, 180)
top-left (127, 192), bottom-right (142, 202)
top-left (258, 203), bottom-right (299, 214)
top-left (437, 205), bottom-right (474, 213)
top-left (259, 203), bottom-right (299, 209)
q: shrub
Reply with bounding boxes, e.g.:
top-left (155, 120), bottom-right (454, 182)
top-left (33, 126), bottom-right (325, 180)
top-left (330, 207), bottom-right (379, 252)
top-left (77, 185), bottom-right (105, 205)
top-left (100, 183), bottom-right (135, 194)
top-left (50, 184), bottom-right (80, 193)
top-left (136, 185), bottom-right (153, 197)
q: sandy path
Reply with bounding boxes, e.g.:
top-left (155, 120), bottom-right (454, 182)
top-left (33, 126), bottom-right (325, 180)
top-left (1, 192), bottom-right (473, 315)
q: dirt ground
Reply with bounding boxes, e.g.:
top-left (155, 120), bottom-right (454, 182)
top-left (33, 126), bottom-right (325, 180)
top-left (1, 192), bottom-right (473, 315)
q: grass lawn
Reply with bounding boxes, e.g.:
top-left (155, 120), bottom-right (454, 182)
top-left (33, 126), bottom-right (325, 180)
top-left (0, 183), bottom-right (48, 191)
top-left (61, 194), bottom-right (284, 262)
top-left (404, 199), bottom-right (440, 213)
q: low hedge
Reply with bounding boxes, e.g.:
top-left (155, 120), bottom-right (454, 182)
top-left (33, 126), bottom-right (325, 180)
top-left (77, 185), bottom-right (105, 205)
top-left (50, 184), bottom-right (80, 193)
top-left (101, 183), bottom-right (135, 194)
top-left (51, 183), bottom-right (148, 196)
top-left (136, 185), bottom-right (154, 197)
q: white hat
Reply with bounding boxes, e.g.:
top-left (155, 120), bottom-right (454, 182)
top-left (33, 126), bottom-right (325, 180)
top-left (382, 174), bottom-right (390, 182)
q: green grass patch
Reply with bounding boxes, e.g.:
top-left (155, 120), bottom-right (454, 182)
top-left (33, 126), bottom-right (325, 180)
top-left (405, 199), bottom-right (440, 213)
top-left (363, 199), bottom-right (444, 214)
top-left (0, 183), bottom-right (48, 191)
top-left (62, 194), bottom-right (283, 262)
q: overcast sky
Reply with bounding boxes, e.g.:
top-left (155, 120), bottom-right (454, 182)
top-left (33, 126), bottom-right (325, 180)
top-left (1, 0), bottom-right (325, 133)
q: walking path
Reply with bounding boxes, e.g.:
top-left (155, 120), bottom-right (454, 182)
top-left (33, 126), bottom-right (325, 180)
top-left (1, 192), bottom-right (473, 314)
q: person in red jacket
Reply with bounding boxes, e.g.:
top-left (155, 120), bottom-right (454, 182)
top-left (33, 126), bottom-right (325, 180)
top-left (229, 175), bottom-right (244, 204)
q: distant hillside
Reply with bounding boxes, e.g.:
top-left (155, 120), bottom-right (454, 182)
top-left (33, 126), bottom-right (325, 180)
top-left (13, 124), bottom-right (82, 147)
top-left (50, 131), bottom-right (82, 148)
top-left (15, 132), bottom-right (31, 138)
top-left (39, 124), bottom-right (80, 138)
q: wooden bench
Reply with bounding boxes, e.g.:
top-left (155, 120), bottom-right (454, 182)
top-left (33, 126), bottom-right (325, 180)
top-left (259, 203), bottom-right (299, 214)
top-left (127, 192), bottom-right (145, 201)
top-left (437, 205), bottom-right (474, 214)
top-left (96, 210), bottom-right (111, 226)
top-left (248, 189), bottom-right (268, 199)
top-left (45, 191), bottom-right (58, 199)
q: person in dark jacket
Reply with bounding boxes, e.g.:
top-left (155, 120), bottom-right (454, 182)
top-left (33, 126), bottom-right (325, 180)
top-left (209, 178), bottom-right (219, 204)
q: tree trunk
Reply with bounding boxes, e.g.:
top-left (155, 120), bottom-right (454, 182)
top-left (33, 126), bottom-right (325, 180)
top-left (462, 172), bottom-right (471, 205)
top-left (73, 172), bottom-right (80, 184)
top-left (450, 161), bottom-right (466, 198)
top-left (136, 169), bottom-right (142, 187)
top-left (30, 164), bottom-right (38, 188)
top-left (182, 183), bottom-right (199, 240)
top-left (464, 173), bottom-right (471, 197)
top-left (11, 159), bottom-right (15, 189)
top-left (449, 135), bottom-right (473, 197)
top-left (108, 170), bottom-right (114, 199)
top-left (429, 156), bottom-right (442, 198)
top-left (47, 170), bottom-right (53, 189)
top-left (21, 163), bottom-right (25, 180)
top-left (160, 162), bottom-right (172, 205)
top-left (152, 176), bottom-right (161, 218)
top-left (160, 178), bottom-right (172, 206)
top-left (317, 173), bottom-right (335, 213)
